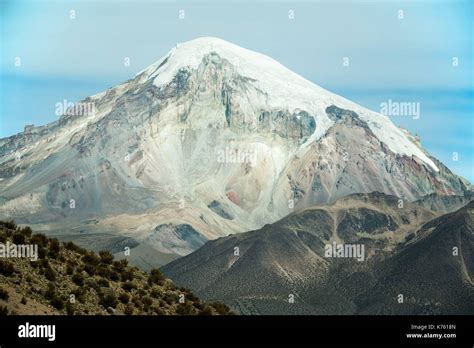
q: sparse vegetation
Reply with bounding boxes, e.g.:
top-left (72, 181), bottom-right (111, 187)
top-left (124, 303), bottom-right (134, 315)
top-left (1, 220), bottom-right (17, 231)
top-left (66, 302), bottom-right (75, 315)
top-left (30, 233), bottom-right (48, 248)
top-left (98, 278), bottom-right (109, 287)
top-left (12, 232), bottom-right (26, 245)
top-left (66, 263), bottom-right (74, 275)
top-left (84, 263), bottom-right (97, 276)
top-left (0, 305), bottom-right (9, 315)
top-left (209, 302), bottom-right (232, 315)
top-left (20, 226), bottom-right (33, 238)
top-left (120, 269), bottom-right (135, 282)
top-left (48, 238), bottom-right (61, 259)
top-left (50, 296), bottom-right (65, 310)
top-left (0, 288), bottom-right (9, 301)
top-left (0, 221), bottom-right (233, 316)
top-left (72, 272), bottom-right (85, 286)
top-left (44, 283), bottom-right (56, 300)
top-left (99, 250), bottom-right (114, 264)
top-left (176, 302), bottom-right (195, 315)
top-left (99, 293), bottom-right (118, 309)
top-left (0, 260), bottom-right (15, 276)
top-left (118, 292), bottom-right (130, 304)
top-left (44, 267), bottom-right (57, 281)
top-left (148, 268), bottom-right (165, 285)
top-left (122, 281), bottom-right (136, 292)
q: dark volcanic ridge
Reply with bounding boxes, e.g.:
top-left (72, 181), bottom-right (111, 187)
top-left (162, 192), bottom-right (474, 314)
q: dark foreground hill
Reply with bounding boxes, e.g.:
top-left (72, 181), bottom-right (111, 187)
top-left (0, 221), bottom-right (231, 315)
top-left (162, 193), bottom-right (474, 314)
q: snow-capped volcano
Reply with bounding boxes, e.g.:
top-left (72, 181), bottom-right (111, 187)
top-left (0, 37), bottom-right (469, 262)
top-left (139, 37), bottom-right (438, 170)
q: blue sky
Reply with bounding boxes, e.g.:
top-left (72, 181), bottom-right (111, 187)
top-left (0, 0), bottom-right (472, 181)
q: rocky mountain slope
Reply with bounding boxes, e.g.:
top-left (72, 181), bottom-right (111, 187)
top-left (0, 221), bottom-right (231, 315)
top-left (162, 193), bottom-right (473, 314)
top-left (0, 38), bottom-right (470, 262)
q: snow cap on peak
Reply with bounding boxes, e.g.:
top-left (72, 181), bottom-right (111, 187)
top-left (139, 36), bottom-right (318, 92)
top-left (137, 37), bottom-right (439, 172)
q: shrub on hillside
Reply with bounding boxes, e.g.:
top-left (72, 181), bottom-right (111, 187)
top-left (118, 292), bottom-right (130, 304)
top-left (163, 293), bottom-right (177, 305)
top-left (0, 260), bottom-right (15, 276)
top-left (153, 307), bottom-right (166, 315)
top-left (150, 288), bottom-right (161, 298)
top-left (63, 241), bottom-right (86, 254)
top-left (48, 238), bottom-right (61, 259)
top-left (1, 220), bottom-right (17, 230)
top-left (99, 293), bottom-right (118, 309)
top-left (49, 238), bottom-right (60, 253)
top-left (0, 288), bottom-right (9, 301)
top-left (39, 258), bottom-right (50, 269)
top-left (20, 226), bottom-right (33, 238)
top-left (66, 302), bottom-right (75, 315)
top-left (148, 269), bottom-right (165, 285)
top-left (85, 279), bottom-right (101, 293)
top-left (112, 259), bottom-right (128, 272)
top-left (50, 296), bottom-right (65, 310)
top-left (30, 233), bottom-right (48, 247)
top-left (109, 271), bottom-right (120, 282)
top-left (12, 232), bottom-right (26, 245)
top-left (72, 273), bottom-right (85, 286)
top-left (37, 246), bottom-right (47, 259)
top-left (121, 282), bottom-right (136, 292)
top-left (120, 269), bottom-right (134, 282)
top-left (82, 252), bottom-right (100, 266)
top-left (84, 263), bottom-right (97, 276)
top-left (99, 250), bottom-right (114, 264)
top-left (210, 302), bottom-right (232, 315)
top-left (186, 293), bottom-right (199, 302)
top-left (44, 267), bottom-right (57, 281)
top-left (66, 264), bottom-right (74, 275)
top-left (176, 302), bottom-right (195, 315)
top-left (72, 287), bottom-right (86, 303)
top-left (0, 305), bottom-right (8, 315)
top-left (132, 295), bottom-right (142, 307)
top-left (97, 265), bottom-right (110, 278)
top-left (199, 306), bottom-right (213, 315)
top-left (44, 283), bottom-right (56, 300)
top-left (124, 303), bottom-right (134, 315)
top-left (142, 296), bottom-right (153, 307)
top-left (97, 278), bottom-right (109, 288)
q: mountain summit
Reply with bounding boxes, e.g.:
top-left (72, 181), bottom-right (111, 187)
top-left (137, 37), bottom-right (439, 170)
top-left (0, 38), bottom-right (470, 263)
